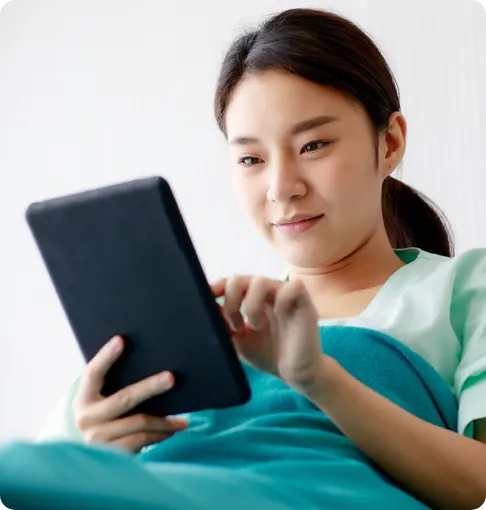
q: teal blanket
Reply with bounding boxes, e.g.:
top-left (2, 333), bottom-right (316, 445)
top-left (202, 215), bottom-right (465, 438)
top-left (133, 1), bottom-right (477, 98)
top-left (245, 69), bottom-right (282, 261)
top-left (0, 326), bottom-right (457, 509)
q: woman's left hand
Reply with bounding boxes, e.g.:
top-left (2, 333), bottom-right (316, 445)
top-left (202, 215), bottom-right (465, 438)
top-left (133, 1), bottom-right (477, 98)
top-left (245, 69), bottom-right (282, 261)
top-left (211, 275), bottom-right (325, 392)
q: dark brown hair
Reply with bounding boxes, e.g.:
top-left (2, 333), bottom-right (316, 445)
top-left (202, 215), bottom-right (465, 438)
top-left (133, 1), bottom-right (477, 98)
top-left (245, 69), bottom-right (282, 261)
top-left (214, 8), bottom-right (454, 257)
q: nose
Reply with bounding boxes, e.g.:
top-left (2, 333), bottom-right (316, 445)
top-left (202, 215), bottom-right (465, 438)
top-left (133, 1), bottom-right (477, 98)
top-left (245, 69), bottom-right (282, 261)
top-left (266, 158), bottom-right (307, 203)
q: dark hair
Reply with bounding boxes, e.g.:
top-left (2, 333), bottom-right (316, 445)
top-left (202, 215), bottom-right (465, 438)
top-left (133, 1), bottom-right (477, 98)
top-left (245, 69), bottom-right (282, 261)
top-left (214, 8), bottom-right (454, 257)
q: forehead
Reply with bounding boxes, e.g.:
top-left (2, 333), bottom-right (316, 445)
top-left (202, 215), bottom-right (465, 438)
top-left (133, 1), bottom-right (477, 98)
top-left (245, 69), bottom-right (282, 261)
top-left (225, 70), bottom-right (365, 139)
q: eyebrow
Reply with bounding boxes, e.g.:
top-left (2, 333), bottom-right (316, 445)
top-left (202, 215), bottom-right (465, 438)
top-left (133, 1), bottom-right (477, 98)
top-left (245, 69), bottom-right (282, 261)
top-left (290, 115), bottom-right (339, 136)
top-left (229, 115), bottom-right (339, 146)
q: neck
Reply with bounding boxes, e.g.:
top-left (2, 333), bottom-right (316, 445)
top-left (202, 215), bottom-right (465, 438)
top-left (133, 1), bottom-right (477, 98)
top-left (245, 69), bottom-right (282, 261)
top-left (289, 227), bottom-right (406, 303)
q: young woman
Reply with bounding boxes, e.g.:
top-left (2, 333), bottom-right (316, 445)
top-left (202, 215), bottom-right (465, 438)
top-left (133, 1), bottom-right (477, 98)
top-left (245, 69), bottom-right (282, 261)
top-left (2, 8), bottom-right (486, 510)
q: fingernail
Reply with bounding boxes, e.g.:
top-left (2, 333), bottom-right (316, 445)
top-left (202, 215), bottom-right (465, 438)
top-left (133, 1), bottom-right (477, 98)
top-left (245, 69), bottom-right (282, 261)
top-left (159, 371), bottom-right (173, 385)
top-left (111, 336), bottom-right (122, 351)
top-left (174, 418), bottom-right (188, 429)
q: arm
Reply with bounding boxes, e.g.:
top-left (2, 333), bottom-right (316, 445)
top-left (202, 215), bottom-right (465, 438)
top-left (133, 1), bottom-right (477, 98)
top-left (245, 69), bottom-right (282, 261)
top-left (211, 272), bottom-right (486, 509)
top-left (302, 355), bottom-right (486, 510)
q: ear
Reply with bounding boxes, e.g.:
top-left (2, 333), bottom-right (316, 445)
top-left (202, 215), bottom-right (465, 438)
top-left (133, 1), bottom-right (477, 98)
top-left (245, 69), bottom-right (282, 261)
top-left (378, 112), bottom-right (407, 179)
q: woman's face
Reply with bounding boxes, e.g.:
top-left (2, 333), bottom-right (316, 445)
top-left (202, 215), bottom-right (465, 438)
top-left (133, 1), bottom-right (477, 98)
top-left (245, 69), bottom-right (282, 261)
top-left (225, 70), bottom-right (397, 269)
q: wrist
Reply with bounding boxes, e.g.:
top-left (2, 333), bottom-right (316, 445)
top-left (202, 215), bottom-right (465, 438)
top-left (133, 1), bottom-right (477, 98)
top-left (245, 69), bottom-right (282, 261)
top-left (292, 354), bottom-right (346, 403)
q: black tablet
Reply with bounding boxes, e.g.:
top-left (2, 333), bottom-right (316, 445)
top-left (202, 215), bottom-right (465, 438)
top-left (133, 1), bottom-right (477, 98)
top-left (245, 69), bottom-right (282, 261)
top-left (26, 176), bottom-right (251, 417)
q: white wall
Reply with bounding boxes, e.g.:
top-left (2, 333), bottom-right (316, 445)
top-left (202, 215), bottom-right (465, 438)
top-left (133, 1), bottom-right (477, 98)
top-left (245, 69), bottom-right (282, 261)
top-left (0, 0), bottom-right (484, 443)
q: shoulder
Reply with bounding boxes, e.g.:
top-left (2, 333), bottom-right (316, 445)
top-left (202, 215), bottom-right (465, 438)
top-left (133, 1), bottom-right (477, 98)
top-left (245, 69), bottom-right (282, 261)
top-left (408, 247), bottom-right (486, 285)
top-left (425, 247), bottom-right (486, 300)
top-left (413, 248), bottom-right (486, 364)
top-left (449, 247), bottom-right (486, 285)
top-left (393, 247), bottom-right (486, 340)
top-left (446, 249), bottom-right (486, 320)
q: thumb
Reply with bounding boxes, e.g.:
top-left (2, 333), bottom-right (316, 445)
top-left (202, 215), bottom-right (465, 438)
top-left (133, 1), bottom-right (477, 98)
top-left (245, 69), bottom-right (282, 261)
top-left (77, 336), bottom-right (124, 406)
top-left (274, 280), bottom-right (311, 318)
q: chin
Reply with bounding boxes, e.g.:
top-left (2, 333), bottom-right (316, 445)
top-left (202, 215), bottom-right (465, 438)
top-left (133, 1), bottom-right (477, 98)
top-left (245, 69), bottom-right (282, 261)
top-left (274, 238), bottom-right (332, 269)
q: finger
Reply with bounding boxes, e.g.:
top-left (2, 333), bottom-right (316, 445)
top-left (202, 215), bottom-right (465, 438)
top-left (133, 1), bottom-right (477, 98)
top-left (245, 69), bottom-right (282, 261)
top-left (76, 336), bottom-right (125, 407)
top-left (211, 275), bottom-right (253, 299)
top-left (223, 276), bottom-right (251, 331)
top-left (274, 279), bottom-right (310, 317)
top-left (109, 432), bottom-right (173, 453)
top-left (244, 277), bottom-right (281, 330)
top-left (79, 371), bottom-right (176, 427)
top-left (216, 302), bottom-right (231, 328)
top-left (210, 278), bottom-right (227, 298)
top-left (84, 413), bottom-right (188, 443)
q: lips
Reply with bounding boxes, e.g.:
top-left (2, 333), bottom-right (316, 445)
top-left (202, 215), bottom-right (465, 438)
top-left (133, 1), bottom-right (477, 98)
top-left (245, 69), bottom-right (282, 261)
top-left (274, 214), bottom-right (324, 236)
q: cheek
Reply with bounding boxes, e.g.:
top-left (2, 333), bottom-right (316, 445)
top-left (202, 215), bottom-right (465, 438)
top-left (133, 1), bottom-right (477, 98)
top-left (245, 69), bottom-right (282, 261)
top-left (312, 145), bottom-right (379, 210)
top-left (309, 150), bottom-right (358, 200)
top-left (232, 172), bottom-right (266, 219)
top-left (338, 158), bottom-right (383, 222)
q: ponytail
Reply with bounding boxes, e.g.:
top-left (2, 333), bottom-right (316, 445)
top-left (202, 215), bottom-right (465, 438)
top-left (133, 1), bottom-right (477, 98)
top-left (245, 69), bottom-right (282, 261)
top-left (382, 176), bottom-right (454, 257)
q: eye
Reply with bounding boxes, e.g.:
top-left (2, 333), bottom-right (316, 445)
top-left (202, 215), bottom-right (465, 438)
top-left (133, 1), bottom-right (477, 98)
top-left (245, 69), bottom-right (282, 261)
top-left (300, 141), bottom-right (328, 154)
top-left (238, 156), bottom-right (263, 167)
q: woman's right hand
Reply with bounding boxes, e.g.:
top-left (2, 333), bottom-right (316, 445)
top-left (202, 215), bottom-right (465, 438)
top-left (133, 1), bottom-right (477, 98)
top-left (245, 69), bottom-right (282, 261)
top-left (72, 335), bottom-right (188, 452)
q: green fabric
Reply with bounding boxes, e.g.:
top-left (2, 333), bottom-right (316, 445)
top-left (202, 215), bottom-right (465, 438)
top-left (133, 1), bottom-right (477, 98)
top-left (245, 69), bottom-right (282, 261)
top-left (284, 247), bottom-right (486, 437)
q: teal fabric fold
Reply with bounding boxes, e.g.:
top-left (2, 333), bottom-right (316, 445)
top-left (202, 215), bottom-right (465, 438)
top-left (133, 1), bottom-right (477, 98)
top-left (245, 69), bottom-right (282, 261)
top-left (0, 326), bottom-right (457, 509)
